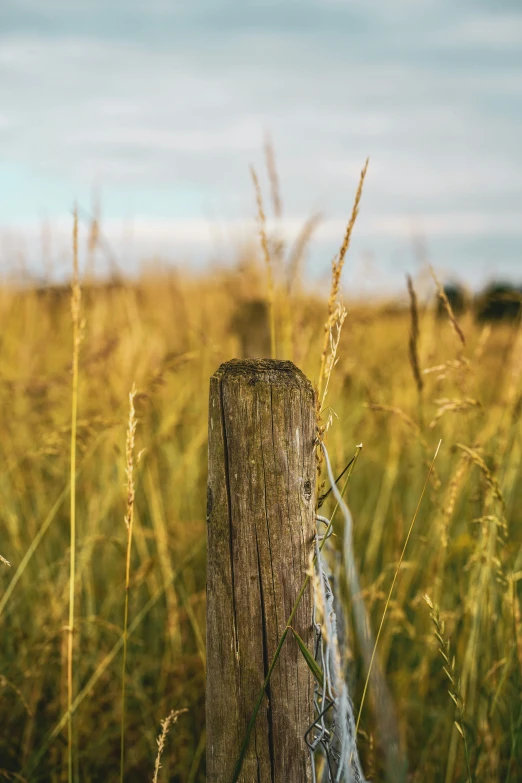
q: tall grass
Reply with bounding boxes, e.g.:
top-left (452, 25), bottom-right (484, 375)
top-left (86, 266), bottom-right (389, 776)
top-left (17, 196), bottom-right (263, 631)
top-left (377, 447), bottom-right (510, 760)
top-left (152, 708), bottom-right (187, 783)
top-left (0, 237), bottom-right (521, 780)
top-left (317, 157), bottom-right (369, 400)
top-left (68, 207), bottom-right (81, 783)
top-left (250, 165), bottom-right (277, 359)
top-left (356, 439), bottom-right (441, 739)
top-left (120, 385), bottom-right (139, 783)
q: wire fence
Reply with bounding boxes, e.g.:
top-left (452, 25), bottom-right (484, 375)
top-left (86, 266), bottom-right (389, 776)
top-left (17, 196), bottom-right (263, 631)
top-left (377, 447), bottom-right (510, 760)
top-left (307, 520), bottom-right (365, 782)
top-left (307, 443), bottom-right (405, 782)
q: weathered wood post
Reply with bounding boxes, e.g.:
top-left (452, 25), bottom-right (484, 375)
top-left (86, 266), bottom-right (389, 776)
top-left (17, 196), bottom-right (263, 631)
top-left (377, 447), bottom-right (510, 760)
top-left (207, 359), bottom-right (317, 782)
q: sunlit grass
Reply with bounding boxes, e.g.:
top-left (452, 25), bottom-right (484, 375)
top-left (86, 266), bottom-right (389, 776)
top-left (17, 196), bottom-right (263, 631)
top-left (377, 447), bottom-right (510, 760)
top-left (0, 250), bottom-right (520, 781)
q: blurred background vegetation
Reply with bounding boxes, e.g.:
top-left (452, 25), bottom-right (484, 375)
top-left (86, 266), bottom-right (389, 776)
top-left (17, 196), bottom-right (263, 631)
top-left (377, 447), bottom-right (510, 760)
top-left (0, 231), bottom-right (521, 781)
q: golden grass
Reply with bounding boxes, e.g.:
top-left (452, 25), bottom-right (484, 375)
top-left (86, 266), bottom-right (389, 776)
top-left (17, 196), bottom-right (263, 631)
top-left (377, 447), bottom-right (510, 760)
top-left (250, 165), bottom-right (277, 358)
top-left (407, 273), bottom-right (424, 397)
top-left (317, 158), bottom-right (369, 401)
top-left (356, 440), bottom-right (441, 737)
top-left (424, 594), bottom-right (472, 782)
top-left (152, 708), bottom-right (187, 783)
top-left (430, 265), bottom-right (466, 349)
top-left (0, 240), bottom-right (521, 781)
top-left (264, 132), bottom-right (283, 222)
top-left (68, 206), bottom-right (81, 783)
top-left (120, 384), bottom-right (140, 783)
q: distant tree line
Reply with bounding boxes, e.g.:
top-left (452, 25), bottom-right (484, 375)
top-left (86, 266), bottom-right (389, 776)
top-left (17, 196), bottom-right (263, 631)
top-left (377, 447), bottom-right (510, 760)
top-left (438, 282), bottom-right (522, 322)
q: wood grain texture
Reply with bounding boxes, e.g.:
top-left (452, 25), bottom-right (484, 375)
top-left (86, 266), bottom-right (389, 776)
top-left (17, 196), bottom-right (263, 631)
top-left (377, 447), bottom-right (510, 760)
top-left (207, 359), bottom-right (316, 783)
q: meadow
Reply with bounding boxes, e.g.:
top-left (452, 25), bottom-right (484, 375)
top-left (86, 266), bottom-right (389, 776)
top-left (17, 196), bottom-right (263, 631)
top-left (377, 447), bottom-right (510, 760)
top-left (0, 197), bottom-right (521, 782)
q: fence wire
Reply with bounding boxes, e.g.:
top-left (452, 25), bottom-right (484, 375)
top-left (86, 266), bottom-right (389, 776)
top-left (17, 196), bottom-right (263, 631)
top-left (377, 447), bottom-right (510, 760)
top-left (307, 443), bottom-right (406, 783)
top-left (307, 515), bottom-right (366, 782)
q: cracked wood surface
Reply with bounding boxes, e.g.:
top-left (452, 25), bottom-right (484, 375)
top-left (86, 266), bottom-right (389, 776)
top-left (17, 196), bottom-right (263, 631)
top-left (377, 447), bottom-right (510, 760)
top-left (207, 359), bottom-right (316, 783)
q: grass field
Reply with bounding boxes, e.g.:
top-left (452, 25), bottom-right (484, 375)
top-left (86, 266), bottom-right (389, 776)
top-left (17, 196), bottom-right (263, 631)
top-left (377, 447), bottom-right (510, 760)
top-left (0, 226), bottom-right (521, 781)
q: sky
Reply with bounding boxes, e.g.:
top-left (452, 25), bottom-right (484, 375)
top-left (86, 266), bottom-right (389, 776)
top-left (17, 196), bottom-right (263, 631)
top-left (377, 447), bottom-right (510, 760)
top-left (1, 0), bottom-right (521, 292)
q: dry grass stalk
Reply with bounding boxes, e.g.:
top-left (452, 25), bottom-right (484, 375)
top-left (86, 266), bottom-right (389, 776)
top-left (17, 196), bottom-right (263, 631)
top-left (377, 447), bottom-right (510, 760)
top-left (366, 403), bottom-right (423, 440)
top-left (356, 440), bottom-right (441, 736)
top-left (3, 228), bottom-right (522, 778)
top-left (88, 216), bottom-right (99, 257)
top-left (88, 191), bottom-right (100, 255)
top-left (250, 165), bottom-right (276, 358)
top-left (474, 324), bottom-right (491, 364)
top-left (406, 274), bottom-right (423, 395)
top-left (423, 357), bottom-right (471, 382)
top-left (86, 190), bottom-right (100, 279)
top-left (264, 136), bottom-right (285, 270)
top-left (456, 443), bottom-right (505, 509)
top-left (443, 453), bottom-right (468, 543)
top-left (321, 300), bottom-right (347, 412)
top-left (282, 206), bottom-right (321, 359)
top-left (285, 212), bottom-right (322, 295)
top-left (120, 384), bottom-right (142, 782)
top-left (67, 205), bottom-right (81, 783)
top-left (0, 553), bottom-right (11, 567)
top-left (366, 403), bottom-right (443, 490)
top-left (124, 385), bottom-right (140, 530)
top-left (71, 209), bottom-right (82, 336)
top-left (429, 398), bottom-right (481, 429)
top-left (0, 674), bottom-right (31, 716)
top-left (505, 321), bottom-right (522, 401)
top-left (423, 595), bottom-right (472, 782)
top-left (493, 320), bottom-right (522, 465)
top-left (429, 266), bottom-right (466, 348)
top-left (335, 158), bottom-right (369, 294)
top-left (309, 548), bottom-right (325, 633)
top-left (432, 450), bottom-right (469, 607)
top-left (318, 158), bottom-right (369, 399)
top-left (152, 708), bottom-right (187, 783)
top-left (264, 132), bottom-right (282, 221)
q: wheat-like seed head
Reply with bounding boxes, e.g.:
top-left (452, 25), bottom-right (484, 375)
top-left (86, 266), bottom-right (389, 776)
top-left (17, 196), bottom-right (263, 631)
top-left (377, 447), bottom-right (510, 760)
top-left (423, 595), bottom-right (469, 748)
top-left (71, 207), bottom-right (81, 334)
top-left (250, 165), bottom-right (277, 358)
top-left (440, 452), bottom-right (469, 549)
top-left (328, 158), bottom-right (369, 315)
top-left (264, 132), bottom-right (282, 221)
top-left (456, 443), bottom-right (505, 509)
top-left (250, 166), bottom-right (272, 284)
top-left (321, 300), bottom-right (347, 411)
top-left (429, 265), bottom-right (466, 348)
top-left (285, 212), bottom-right (322, 294)
top-left (124, 384), bottom-right (138, 530)
top-left (429, 397), bottom-right (481, 429)
top-left (152, 708), bottom-right (187, 783)
top-left (317, 158), bottom-right (368, 402)
top-left (407, 274), bottom-right (423, 395)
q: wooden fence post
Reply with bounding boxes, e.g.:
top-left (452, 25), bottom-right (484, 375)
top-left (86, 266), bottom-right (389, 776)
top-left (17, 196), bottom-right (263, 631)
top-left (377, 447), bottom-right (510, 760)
top-left (207, 359), bottom-right (317, 783)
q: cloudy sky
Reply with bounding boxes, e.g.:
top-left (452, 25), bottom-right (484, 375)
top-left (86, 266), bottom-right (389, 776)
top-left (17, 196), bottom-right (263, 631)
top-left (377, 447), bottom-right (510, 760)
top-left (1, 0), bottom-right (521, 291)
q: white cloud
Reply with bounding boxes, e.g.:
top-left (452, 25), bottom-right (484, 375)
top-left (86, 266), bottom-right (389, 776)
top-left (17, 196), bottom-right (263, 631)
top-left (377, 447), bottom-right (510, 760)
top-left (0, 0), bottom-right (521, 288)
top-left (2, 209), bottom-right (521, 296)
top-left (4, 209), bottom-right (521, 255)
top-left (441, 13), bottom-right (522, 48)
top-left (1, 33), bottom-right (520, 207)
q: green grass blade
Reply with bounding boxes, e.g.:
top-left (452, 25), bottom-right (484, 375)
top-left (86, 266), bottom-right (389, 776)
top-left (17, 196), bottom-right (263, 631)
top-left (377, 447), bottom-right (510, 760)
top-left (288, 626), bottom-right (324, 685)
